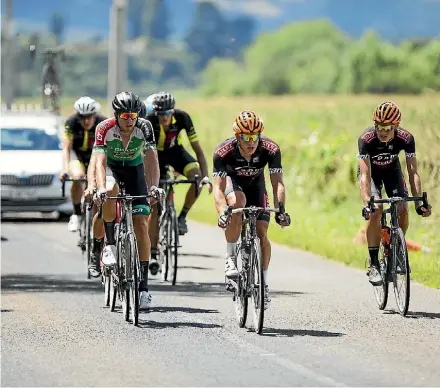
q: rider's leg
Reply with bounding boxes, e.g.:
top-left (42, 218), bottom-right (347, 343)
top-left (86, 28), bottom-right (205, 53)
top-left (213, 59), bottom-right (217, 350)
top-left (256, 220), bottom-right (271, 309)
top-left (100, 182), bottom-right (119, 266)
top-left (224, 178), bottom-right (246, 278)
top-left (67, 160), bottom-right (86, 232)
top-left (177, 162), bottom-right (201, 235)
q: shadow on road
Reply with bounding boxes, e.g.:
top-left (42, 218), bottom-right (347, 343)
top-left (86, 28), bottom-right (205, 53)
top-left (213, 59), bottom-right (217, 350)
top-left (1, 274), bottom-right (101, 294)
top-left (1, 308), bottom-right (13, 313)
top-left (384, 309), bottom-right (440, 319)
top-left (148, 306), bottom-right (219, 314)
top-left (261, 328), bottom-right (345, 338)
top-left (179, 265), bottom-right (211, 271)
top-left (179, 252), bottom-right (223, 259)
top-left (137, 319), bottom-right (222, 330)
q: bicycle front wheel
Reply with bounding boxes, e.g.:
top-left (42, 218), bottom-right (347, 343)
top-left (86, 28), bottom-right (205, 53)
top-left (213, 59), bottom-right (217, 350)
top-left (250, 238), bottom-right (264, 334)
top-left (392, 228), bottom-right (410, 316)
top-left (126, 233), bottom-right (140, 326)
top-left (159, 213), bottom-right (169, 281)
top-left (373, 241), bottom-right (389, 310)
top-left (85, 207), bottom-right (93, 280)
top-left (234, 245), bottom-right (248, 328)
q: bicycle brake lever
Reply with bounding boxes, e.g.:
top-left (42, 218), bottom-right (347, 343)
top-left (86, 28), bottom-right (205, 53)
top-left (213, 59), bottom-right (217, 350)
top-left (278, 201), bottom-right (285, 214)
top-left (422, 192), bottom-right (429, 208)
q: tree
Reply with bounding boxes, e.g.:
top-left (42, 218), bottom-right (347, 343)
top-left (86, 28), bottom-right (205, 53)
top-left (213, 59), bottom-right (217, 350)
top-left (142, 0), bottom-right (171, 43)
top-left (49, 12), bottom-right (65, 45)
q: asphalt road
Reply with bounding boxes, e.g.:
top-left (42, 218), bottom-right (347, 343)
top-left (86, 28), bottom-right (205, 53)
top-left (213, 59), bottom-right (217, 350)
top-left (1, 217), bottom-right (439, 387)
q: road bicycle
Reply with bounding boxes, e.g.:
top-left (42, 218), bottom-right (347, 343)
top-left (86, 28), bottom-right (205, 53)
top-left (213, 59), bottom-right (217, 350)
top-left (156, 165), bottom-right (201, 285)
top-left (223, 202), bottom-right (286, 334)
top-left (98, 182), bottom-right (157, 326)
top-left (61, 176), bottom-right (94, 279)
top-left (364, 192), bottom-right (430, 316)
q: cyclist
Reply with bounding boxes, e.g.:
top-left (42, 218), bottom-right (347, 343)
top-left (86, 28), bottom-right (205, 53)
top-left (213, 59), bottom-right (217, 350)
top-left (144, 93), bottom-right (157, 115)
top-left (357, 101), bottom-right (432, 286)
top-left (212, 110), bottom-right (291, 310)
top-left (146, 91), bottom-right (212, 275)
top-left (92, 91), bottom-right (164, 309)
top-left (60, 96), bottom-right (107, 233)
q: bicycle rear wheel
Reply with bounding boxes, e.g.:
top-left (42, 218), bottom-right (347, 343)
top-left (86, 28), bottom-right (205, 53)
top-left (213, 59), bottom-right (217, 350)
top-left (85, 207), bottom-right (93, 280)
top-left (392, 228), bottom-right (410, 316)
top-left (126, 233), bottom-right (140, 326)
top-left (373, 241), bottom-right (389, 310)
top-left (250, 238), bottom-right (264, 334)
top-left (169, 210), bottom-right (179, 286)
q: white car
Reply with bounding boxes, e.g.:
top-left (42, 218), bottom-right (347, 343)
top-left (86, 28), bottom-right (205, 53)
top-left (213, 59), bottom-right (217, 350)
top-left (0, 107), bottom-right (73, 218)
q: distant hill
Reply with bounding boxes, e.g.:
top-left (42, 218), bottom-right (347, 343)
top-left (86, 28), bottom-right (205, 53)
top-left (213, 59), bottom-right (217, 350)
top-left (4, 0), bottom-right (440, 43)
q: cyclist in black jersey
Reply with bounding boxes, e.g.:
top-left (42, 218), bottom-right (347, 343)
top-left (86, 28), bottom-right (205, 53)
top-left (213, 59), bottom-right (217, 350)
top-left (145, 91), bottom-right (212, 276)
top-left (60, 96), bottom-right (107, 233)
top-left (357, 101), bottom-right (432, 286)
top-left (212, 110), bottom-right (291, 310)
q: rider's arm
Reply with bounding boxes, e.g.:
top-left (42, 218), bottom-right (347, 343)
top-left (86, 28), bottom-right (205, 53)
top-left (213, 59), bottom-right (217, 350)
top-left (358, 135), bottom-right (372, 204)
top-left (190, 141), bottom-right (209, 178)
top-left (144, 148), bottom-right (160, 188)
top-left (86, 153), bottom-right (97, 190)
top-left (93, 122), bottom-right (108, 190)
top-left (141, 119), bottom-right (160, 188)
top-left (62, 122), bottom-right (74, 172)
top-left (404, 136), bottom-right (423, 207)
top-left (267, 144), bottom-right (285, 208)
top-left (184, 113), bottom-right (209, 178)
top-left (212, 148), bottom-right (228, 214)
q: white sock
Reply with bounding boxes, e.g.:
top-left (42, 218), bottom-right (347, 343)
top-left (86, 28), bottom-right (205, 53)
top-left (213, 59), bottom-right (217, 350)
top-left (227, 242), bottom-right (237, 256)
top-left (263, 269), bottom-right (268, 286)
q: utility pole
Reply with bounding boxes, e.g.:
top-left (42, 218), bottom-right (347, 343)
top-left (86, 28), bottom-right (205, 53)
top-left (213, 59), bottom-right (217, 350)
top-left (107, 0), bottom-right (127, 115)
top-left (2, 0), bottom-right (14, 109)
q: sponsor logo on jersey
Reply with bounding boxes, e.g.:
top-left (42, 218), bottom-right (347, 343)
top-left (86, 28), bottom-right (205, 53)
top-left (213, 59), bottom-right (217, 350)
top-left (260, 139), bottom-right (279, 154)
top-left (215, 141), bottom-right (235, 157)
top-left (235, 167), bottom-right (263, 177)
top-left (371, 153), bottom-right (398, 166)
top-left (361, 130), bottom-right (376, 144)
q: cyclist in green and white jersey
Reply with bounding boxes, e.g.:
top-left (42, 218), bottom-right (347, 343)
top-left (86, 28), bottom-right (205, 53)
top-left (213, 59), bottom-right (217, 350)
top-left (92, 92), bottom-right (164, 308)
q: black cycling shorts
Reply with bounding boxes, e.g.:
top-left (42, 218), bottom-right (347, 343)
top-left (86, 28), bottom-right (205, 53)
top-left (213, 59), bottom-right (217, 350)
top-left (225, 176), bottom-right (270, 223)
top-left (108, 163), bottom-right (151, 216)
top-left (158, 146), bottom-right (199, 179)
top-left (357, 164), bottom-right (408, 199)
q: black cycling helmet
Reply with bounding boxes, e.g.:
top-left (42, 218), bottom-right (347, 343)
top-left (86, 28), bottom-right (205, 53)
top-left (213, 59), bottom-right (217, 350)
top-left (152, 91), bottom-right (175, 113)
top-left (112, 91), bottom-right (142, 114)
top-left (139, 101), bottom-right (147, 119)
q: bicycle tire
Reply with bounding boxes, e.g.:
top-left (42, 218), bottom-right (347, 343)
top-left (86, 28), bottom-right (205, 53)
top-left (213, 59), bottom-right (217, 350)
top-left (234, 244), bottom-right (248, 328)
top-left (250, 238), bottom-right (264, 334)
top-left (170, 210), bottom-right (179, 286)
top-left (159, 213), bottom-right (169, 281)
top-left (127, 233), bottom-right (140, 326)
top-left (392, 228), bottom-right (410, 316)
top-left (373, 241), bottom-right (389, 310)
top-left (85, 209), bottom-right (92, 280)
top-left (110, 222), bottom-right (121, 312)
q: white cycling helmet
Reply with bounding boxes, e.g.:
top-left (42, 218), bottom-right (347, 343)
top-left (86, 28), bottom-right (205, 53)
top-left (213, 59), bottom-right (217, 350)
top-left (144, 93), bottom-right (157, 114)
top-left (74, 96), bottom-right (101, 115)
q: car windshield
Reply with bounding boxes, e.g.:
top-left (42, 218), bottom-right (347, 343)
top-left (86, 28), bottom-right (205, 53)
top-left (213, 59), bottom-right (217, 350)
top-left (1, 127), bottom-right (61, 151)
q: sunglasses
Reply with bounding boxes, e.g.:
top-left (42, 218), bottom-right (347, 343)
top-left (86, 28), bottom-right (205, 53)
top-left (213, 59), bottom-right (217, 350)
top-left (240, 133), bottom-right (260, 142)
top-left (375, 124), bottom-right (393, 132)
top-left (156, 110), bottom-right (173, 116)
top-left (119, 112), bottom-right (138, 120)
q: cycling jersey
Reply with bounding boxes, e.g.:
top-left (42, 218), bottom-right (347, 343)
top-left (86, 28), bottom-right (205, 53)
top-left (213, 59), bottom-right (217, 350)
top-left (213, 136), bottom-right (283, 223)
top-left (357, 127), bottom-right (416, 172)
top-left (92, 117), bottom-right (156, 166)
top-left (145, 109), bottom-right (198, 151)
top-left (92, 117), bottom-right (156, 216)
top-left (357, 127), bottom-right (415, 198)
top-left (64, 114), bottom-right (107, 165)
top-left (213, 136), bottom-right (283, 186)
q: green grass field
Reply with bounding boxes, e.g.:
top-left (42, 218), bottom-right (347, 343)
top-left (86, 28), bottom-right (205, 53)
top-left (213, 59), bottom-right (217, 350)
top-left (14, 94), bottom-right (440, 288)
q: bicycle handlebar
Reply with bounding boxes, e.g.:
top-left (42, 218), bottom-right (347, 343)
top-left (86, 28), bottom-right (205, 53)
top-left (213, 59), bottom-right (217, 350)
top-left (60, 176), bottom-right (87, 197)
top-left (368, 192), bottom-right (429, 210)
top-left (96, 193), bottom-right (157, 219)
top-left (224, 201), bottom-right (286, 216)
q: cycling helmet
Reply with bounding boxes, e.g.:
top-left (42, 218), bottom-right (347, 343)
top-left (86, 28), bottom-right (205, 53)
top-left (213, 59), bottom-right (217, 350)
top-left (144, 93), bottom-right (157, 114)
top-left (233, 110), bottom-right (264, 134)
top-left (74, 96), bottom-right (100, 115)
top-left (112, 91), bottom-right (142, 113)
top-left (152, 91), bottom-right (175, 113)
top-left (139, 101), bottom-right (147, 119)
top-left (372, 101), bottom-right (401, 125)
